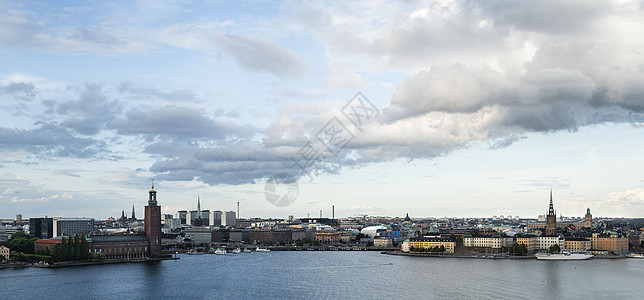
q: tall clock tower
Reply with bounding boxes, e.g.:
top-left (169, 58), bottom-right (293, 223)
top-left (145, 185), bottom-right (162, 258)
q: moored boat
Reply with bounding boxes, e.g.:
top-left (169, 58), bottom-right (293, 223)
top-left (536, 251), bottom-right (593, 260)
top-left (214, 248), bottom-right (227, 255)
top-left (255, 247), bottom-right (270, 252)
top-left (232, 248), bottom-right (241, 254)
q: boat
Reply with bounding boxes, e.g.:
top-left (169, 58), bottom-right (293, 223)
top-left (255, 247), bottom-right (270, 252)
top-left (535, 251), bottom-right (593, 260)
top-left (243, 248), bottom-right (251, 253)
top-left (626, 253), bottom-right (644, 259)
top-left (214, 248), bottom-right (227, 255)
top-left (232, 248), bottom-right (241, 254)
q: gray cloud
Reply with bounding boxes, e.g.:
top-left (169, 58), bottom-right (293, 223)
top-left (214, 34), bottom-right (310, 78)
top-left (4, 82), bottom-right (38, 101)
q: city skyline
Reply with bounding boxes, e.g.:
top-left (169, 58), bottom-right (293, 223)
top-left (2, 1), bottom-right (644, 219)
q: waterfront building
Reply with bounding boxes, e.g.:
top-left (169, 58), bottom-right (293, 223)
top-left (373, 238), bottom-right (393, 247)
top-left (546, 190), bottom-right (557, 236)
top-left (34, 237), bottom-right (62, 254)
top-left (463, 234), bottom-right (513, 249)
top-left (589, 232), bottom-right (629, 254)
top-left (250, 230), bottom-right (292, 245)
top-left (315, 230), bottom-right (340, 244)
top-left (89, 235), bottom-right (149, 260)
top-left (564, 238), bottom-right (591, 251)
top-left (29, 217), bottom-right (54, 239)
top-left (535, 235), bottom-right (564, 251)
top-left (515, 235), bottom-right (537, 253)
top-left (184, 227), bottom-right (213, 244)
top-left (0, 245), bottom-right (10, 261)
top-left (584, 208), bottom-right (592, 228)
top-left (409, 237), bottom-right (455, 253)
top-left (52, 218), bottom-right (94, 237)
top-left (361, 226), bottom-right (387, 238)
top-left (401, 240), bottom-right (410, 252)
top-left (229, 229), bottom-right (251, 243)
top-left (145, 185), bottom-right (162, 258)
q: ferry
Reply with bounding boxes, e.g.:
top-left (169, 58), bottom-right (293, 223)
top-left (535, 251), bottom-right (593, 260)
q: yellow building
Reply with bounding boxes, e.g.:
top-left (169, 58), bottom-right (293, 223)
top-left (589, 232), bottom-right (629, 254)
top-left (0, 245), bottom-right (9, 261)
top-left (565, 238), bottom-right (591, 251)
top-left (514, 235), bottom-right (537, 253)
top-left (409, 237), bottom-right (455, 254)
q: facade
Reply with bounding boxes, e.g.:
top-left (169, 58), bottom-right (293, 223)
top-left (315, 230), bottom-right (340, 244)
top-left (144, 185), bottom-right (162, 258)
top-left (34, 237), bottom-right (62, 254)
top-left (373, 238), bottom-right (393, 247)
top-left (229, 229), bottom-right (251, 242)
top-left (89, 235), bottom-right (149, 260)
top-left (250, 230), bottom-right (292, 244)
top-left (53, 218), bottom-right (94, 237)
top-left (401, 240), bottom-right (410, 253)
top-left (409, 237), bottom-right (455, 253)
top-left (565, 238), bottom-right (591, 251)
top-left (515, 235), bottom-right (537, 253)
top-left (222, 211), bottom-right (236, 227)
top-left (546, 191), bottom-right (557, 236)
top-left (29, 217), bottom-right (54, 239)
top-left (589, 232), bottom-right (629, 254)
top-left (463, 234), bottom-right (513, 249)
top-left (584, 208), bottom-right (592, 228)
top-left (0, 245), bottom-right (10, 261)
top-left (183, 227), bottom-right (212, 244)
top-left (210, 210), bottom-right (222, 227)
top-left (162, 214), bottom-right (181, 232)
top-left (536, 235), bottom-right (564, 251)
top-left (178, 210), bottom-right (187, 225)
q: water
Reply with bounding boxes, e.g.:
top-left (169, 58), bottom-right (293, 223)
top-left (1, 252), bottom-right (642, 299)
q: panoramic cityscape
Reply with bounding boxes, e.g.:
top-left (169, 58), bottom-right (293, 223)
top-left (2, 0), bottom-right (644, 299)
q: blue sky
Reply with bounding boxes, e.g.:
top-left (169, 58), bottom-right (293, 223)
top-left (1, 0), bottom-right (644, 220)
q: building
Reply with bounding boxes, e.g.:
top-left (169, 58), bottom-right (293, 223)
top-left (34, 237), bottom-right (63, 254)
top-left (250, 230), bottom-right (292, 245)
top-left (16, 214), bottom-right (22, 224)
top-left (536, 235), bottom-right (564, 251)
top-left (463, 234), bottom-right (514, 250)
top-left (401, 240), bottom-right (410, 252)
top-left (0, 245), bottom-right (10, 261)
top-left (515, 235), bottom-right (537, 253)
top-left (53, 218), bottom-right (94, 237)
top-left (89, 235), bottom-right (149, 260)
top-left (183, 227), bottom-right (213, 244)
top-left (222, 211), bottom-right (236, 227)
top-left (565, 238), bottom-right (591, 251)
top-left (408, 237), bottom-right (455, 253)
top-left (178, 210), bottom-right (187, 225)
top-left (589, 232), bottom-right (629, 254)
top-left (315, 230), bottom-right (340, 244)
top-left (229, 229), bottom-right (251, 243)
top-left (373, 238), bottom-right (393, 247)
top-left (144, 185), bottom-right (162, 258)
top-left (131, 205), bottom-right (136, 221)
top-left (584, 208), bottom-right (592, 228)
top-left (162, 214), bottom-right (181, 233)
top-left (546, 190), bottom-right (557, 236)
top-left (210, 210), bottom-right (222, 227)
top-left (29, 217), bottom-right (54, 239)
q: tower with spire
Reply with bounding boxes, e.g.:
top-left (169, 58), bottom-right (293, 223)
top-left (584, 207), bottom-right (592, 228)
top-left (145, 184), bottom-right (162, 258)
top-left (545, 189), bottom-right (557, 235)
top-left (130, 204), bottom-right (136, 221)
top-left (194, 193), bottom-right (203, 226)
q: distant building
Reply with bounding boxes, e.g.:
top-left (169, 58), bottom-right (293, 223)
top-left (53, 218), bottom-right (94, 237)
top-left (463, 234), bottom-right (513, 249)
top-left (536, 235), bottom-right (564, 251)
top-left (210, 211), bottom-right (222, 227)
top-left (515, 235), bottom-right (537, 253)
top-left (16, 214), bottom-right (22, 225)
top-left (315, 230), bottom-right (340, 244)
top-left (589, 232), bottom-right (628, 254)
top-left (409, 237), bottom-right (455, 253)
top-left (178, 210), bottom-right (187, 225)
top-left (222, 211), bottom-right (236, 227)
top-left (373, 238), bottom-right (393, 247)
top-left (144, 185), bottom-right (162, 258)
top-left (89, 235), bottom-right (149, 260)
top-left (29, 217), bottom-right (54, 239)
top-left (565, 238), bottom-right (591, 251)
top-left (0, 245), bottom-right (10, 261)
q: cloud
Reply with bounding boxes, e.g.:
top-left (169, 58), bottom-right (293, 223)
top-left (110, 106), bottom-right (255, 141)
top-left (55, 83), bottom-right (123, 135)
top-left (4, 82), bottom-right (38, 101)
top-left (214, 34), bottom-right (310, 78)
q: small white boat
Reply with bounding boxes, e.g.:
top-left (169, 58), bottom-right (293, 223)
top-left (255, 247), bottom-right (270, 252)
top-left (243, 248), bottom-right (251, 253)
top-left (232, 248), bottom-right (241, 254)
top-left (536, 251), bottom-right (593, 260)
top-left (626, 253), bottom-right (644, 259)
top-left (214, 248), bottom-right (227, 255)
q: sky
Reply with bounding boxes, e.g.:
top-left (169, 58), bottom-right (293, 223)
top-left (1, 0), bottom-right (644, 220)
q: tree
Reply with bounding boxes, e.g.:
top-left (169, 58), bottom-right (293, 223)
top-left (80, 235), bottom-right (89, 260)
top-left (5, 232), bottom-right (38, 254)
top-left (549, 244), bottom-right (561, 253)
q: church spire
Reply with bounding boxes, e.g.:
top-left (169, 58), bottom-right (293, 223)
top-left (197, 193), bottom-right (202, 219)
top-left (548, 189), bottom-right (555, 216)
top-left (131, 204), bottom-right (136, 220)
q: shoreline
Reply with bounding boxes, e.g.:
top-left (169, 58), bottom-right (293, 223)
top-left (385, 251), bottom-right (628, 259)
top-left (0, 256), bottom-right (178, 269)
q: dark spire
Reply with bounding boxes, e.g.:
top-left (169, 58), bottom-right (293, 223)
top-left (197, 193), bottom-right (202, 219)
top-left (131, 204), bottom-right (136, 220)
top-left (548, 189), bottom-right (555, 216)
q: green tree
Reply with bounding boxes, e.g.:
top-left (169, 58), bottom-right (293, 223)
top-left (73, 235), bottom-right (81, 260)
top-left (549, 244), bottom-right (561, 253)
top-left (80, 235), bottom-right (89, 260)
top-left (5, 232), bottom-right (38, 254)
